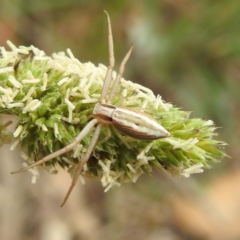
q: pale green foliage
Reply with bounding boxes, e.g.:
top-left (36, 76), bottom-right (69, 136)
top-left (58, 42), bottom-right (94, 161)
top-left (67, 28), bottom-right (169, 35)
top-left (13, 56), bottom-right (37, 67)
top-left (0, 42), bottom-right (226, 190)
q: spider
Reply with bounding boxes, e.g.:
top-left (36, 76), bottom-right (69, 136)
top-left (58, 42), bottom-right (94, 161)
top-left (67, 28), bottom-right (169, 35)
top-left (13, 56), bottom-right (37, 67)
top-left (11, 11), bottom-right (171, 207)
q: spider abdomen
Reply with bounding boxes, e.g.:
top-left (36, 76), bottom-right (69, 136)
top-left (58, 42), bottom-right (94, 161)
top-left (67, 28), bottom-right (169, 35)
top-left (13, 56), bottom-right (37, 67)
top-left (112, 107), bottom-right (170, 140)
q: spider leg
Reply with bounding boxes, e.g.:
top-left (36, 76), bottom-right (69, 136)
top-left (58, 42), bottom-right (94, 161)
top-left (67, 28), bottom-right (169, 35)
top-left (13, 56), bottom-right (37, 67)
top-left (100, 11), bottom-right (115, 103)
top-left (96, 126), bottom-right (111, 145)
top-left (61, 123), bottom-right (103, 207)
top-left (107, 45), bottom-right (133, 103)
top-left (11, 119), bottom-right (99, 174)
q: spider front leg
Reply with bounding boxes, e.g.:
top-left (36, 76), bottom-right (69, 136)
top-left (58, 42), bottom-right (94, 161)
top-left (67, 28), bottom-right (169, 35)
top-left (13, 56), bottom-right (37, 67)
top-left (107, 45), bottom-right (133, 104)
top-left (101, 11), bottom-right (133, 104)
top-left (100, 11), bottom-right (115, 103)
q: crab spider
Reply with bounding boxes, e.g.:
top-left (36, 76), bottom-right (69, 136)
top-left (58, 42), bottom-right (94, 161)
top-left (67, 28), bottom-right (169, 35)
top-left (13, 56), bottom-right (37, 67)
top-left (11, 11), bottom-right (170, 207)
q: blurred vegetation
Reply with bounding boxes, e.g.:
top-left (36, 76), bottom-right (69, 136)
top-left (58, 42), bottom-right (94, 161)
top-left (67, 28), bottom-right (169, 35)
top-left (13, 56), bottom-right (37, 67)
top-left (1, 0), bottom-right (237, 160)
top-left (0, 1), bottom-right (239, 240)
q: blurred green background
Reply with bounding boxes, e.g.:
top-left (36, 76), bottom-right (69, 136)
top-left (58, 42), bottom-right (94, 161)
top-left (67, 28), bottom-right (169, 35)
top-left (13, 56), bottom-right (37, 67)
top-left (0, 1), bottom-right (239, 240)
